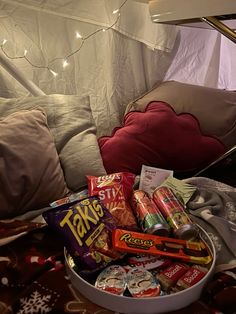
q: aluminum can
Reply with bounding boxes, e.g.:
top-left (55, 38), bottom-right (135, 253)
top-left (131, 190), bottom-right (170, 236)
top-left (152, 186), bottom-right (198, 240)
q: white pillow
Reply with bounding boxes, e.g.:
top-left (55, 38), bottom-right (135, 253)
top-left (0, 109), bottom-right (69, 219)
top-left (0, 94), bottom-right (106, 191)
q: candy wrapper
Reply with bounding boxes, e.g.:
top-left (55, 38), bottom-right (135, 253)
top-left (112, 229), bottom-right (213, 265)
top-left (174, 265), bottom-right (208, 291)
top-left (156, 262), bottom-right (190, 291)
top-left (127, 267), bottom-right (161, 298)
top-left (95, 265), bottom-right (127, 295)
top-left (87, 172), bottom-right (138, 230)
top-left (49, 189), bottom-right (88, 208)
top-left (43, 196), bottom-right (121, 270)
top-left (122, 255), bottom-right (172, 272)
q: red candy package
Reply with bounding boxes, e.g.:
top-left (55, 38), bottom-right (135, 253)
top-left (87, 172), bottom-right (138, 230)
top-left (156, 262), bottom-right (189, 291)
top-left (175, 265), bottom-right (207, 290)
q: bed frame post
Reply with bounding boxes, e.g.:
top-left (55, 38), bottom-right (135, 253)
top-left (0, 50), bottom-right (45, 96)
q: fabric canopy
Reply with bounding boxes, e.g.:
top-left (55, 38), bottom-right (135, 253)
top-left (0, 0), bottom-right (236, 136)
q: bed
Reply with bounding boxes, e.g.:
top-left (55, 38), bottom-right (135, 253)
top-left (1, 1), bottom-right (236, 313)
top-left (0, 79), bottom-right (236, 314)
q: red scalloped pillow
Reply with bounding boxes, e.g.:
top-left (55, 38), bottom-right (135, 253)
top-left (98, 102), bottom-right (226, 175)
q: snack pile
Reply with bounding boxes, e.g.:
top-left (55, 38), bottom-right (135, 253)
top-left (43, 166), bottom-right (213, 298)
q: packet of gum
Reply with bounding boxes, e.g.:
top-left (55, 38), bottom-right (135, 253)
top-left (161, 176), bottom-right (196, 205)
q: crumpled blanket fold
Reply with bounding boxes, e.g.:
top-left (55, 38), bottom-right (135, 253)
top-left (185, 177), bottom-right (236, 266)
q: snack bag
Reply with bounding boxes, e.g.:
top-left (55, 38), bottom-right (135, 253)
top-left (43, 196), bottom-right (121, 270)
top-left (87, 172), bottom-right (138, 230)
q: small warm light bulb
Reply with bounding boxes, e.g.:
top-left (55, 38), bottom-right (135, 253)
top-left (24, 49), bottom-right (27, 56)
top-left (112, 9), bottom-right (119, 14)
top-left (102, 28), bottom-right (106, 32)
top-left (76, 31), bottom-right (82, 39)
top-left (49, 69), bottom-right (58, 77)
top-left (2, 39), bottom-right (7, 45)
top-left (63, 59), bottom-right (69, 68)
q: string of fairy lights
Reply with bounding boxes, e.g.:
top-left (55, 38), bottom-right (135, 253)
top-left (0, 0), bottom-right (128, 77)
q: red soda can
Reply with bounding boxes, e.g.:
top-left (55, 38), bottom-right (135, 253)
top-left (130, 190), bottom-right (170, 236)
top-left (152, 186), bottom-right (198, 240)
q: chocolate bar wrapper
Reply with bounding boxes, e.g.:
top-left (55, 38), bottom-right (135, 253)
top-left (174, 265), bottom-right (208, 291)
top-left (112, 229), bottom-right (213, 265)
top-left (156, 262), bottom-right (189, 291)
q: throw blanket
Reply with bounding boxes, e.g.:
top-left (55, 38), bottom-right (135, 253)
top-left (0, 177), bottom-right (236, 314)
top-left (185, 177), bottom-right (236, 267)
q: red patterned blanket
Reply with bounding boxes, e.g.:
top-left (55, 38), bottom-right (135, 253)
top-left (0, 218), bottom-right (235, 314)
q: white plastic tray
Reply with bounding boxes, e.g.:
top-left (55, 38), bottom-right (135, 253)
top-left (65, 226), bottom-right (216, 314)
